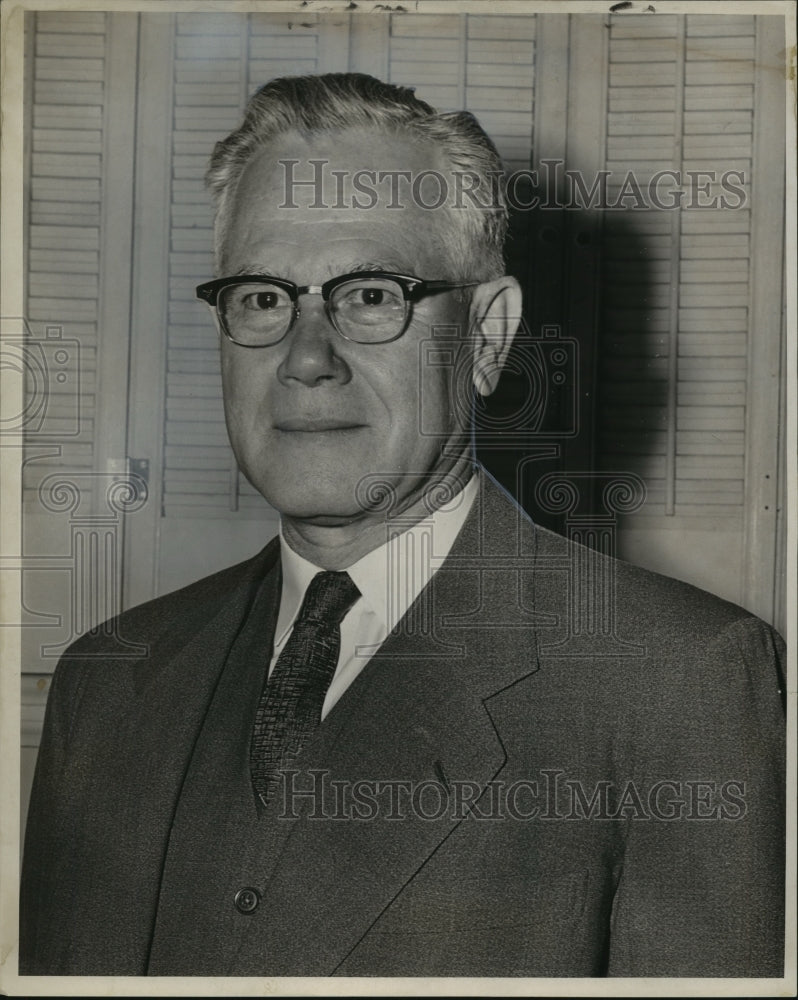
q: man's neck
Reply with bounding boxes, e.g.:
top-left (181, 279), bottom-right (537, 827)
top-left (280, 460), bottom-right (476, 570)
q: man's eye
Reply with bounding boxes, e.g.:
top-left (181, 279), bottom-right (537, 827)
top-left (359, 288), bottom-right (386, 306)
top-left (341, 285), bottom-right (401, 309)
top-left (242, 290), bottom-right (281, 311)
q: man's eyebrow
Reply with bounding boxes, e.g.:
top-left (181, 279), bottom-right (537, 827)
top-left (339, 260), bottom-right (411, 275)
top-left (230, 263), bottom-right (277, 277)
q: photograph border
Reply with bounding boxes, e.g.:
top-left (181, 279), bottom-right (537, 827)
top-left (1, 1), bottom-right (795, 995)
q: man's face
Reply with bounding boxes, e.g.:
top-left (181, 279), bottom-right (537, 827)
top-left (218, 127), bottom-right (475, 525)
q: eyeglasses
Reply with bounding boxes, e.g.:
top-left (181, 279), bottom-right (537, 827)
top-left (195, 271), bottom-right (479, 347)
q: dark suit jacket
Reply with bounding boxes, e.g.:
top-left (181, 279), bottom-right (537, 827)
top-left (19, 474), bottom-right (785, 977)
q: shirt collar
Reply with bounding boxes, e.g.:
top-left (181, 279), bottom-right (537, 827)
top-left (274, 538), bottom-right (322, 647)
top-left (276, 470), bottom-right (479, 643)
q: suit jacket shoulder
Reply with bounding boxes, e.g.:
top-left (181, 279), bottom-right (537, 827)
top-left (531, 517), bottom-right (785, 683)
top-left (65, 536), bottom-right (280, 660)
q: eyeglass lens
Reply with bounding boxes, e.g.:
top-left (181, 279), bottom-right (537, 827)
top-left (218, 277), bottom-right (409, 346)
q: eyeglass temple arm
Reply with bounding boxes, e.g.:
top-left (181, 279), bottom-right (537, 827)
top-left (420, 280), bottom-right (482, 293)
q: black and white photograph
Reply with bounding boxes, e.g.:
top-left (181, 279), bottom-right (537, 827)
top-left (0, 0), bottom-right (794, 994)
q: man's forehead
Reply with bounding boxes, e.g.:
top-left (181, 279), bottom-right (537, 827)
top-left (241, 125), bottom-right (445, 171)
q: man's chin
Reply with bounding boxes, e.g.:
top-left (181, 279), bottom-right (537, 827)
top-left (258, 484), bottom-right (370, 525)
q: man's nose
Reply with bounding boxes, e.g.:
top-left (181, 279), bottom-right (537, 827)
top-left (276, 296), bottom-right (351, 387)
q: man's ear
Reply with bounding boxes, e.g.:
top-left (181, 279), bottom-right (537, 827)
top-left (469, 275), bottom-right (522, 397)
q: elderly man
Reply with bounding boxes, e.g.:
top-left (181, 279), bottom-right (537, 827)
top-left (20, 73), bottom-right (785, 978)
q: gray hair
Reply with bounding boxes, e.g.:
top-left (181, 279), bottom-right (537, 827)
top-left (205, 72), bottom-right (508, 281)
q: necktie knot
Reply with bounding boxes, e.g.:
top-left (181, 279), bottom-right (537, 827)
top-left (299, 570), bottom-right (360, 626)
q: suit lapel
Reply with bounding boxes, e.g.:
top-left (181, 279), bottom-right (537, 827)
top-left (228, 476), bottom-right (545, 975)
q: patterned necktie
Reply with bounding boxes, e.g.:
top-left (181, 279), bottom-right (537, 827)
top-left (250, 570), bottom-right (361, 807)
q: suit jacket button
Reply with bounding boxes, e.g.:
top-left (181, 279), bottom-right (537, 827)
top-left (234, 887), bottom-right (260, 914)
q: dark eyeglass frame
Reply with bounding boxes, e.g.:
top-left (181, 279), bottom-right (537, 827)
top-left (195, 270), bottom-right (480, 347)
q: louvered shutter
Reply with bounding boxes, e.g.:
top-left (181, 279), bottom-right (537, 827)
top-left (464, 15), bottom-right (536, 174)
top-left (598, 13), bottom-right (758, 518)
top-left (24, 11), bottom-right (108, 504)
top-left (386, 12), bottom-right (535, 171)
top-left (166, 15), bottom-right (248, 520)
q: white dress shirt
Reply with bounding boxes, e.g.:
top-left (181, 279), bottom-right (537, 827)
top-left (269, 472), bottom-right (479, 719)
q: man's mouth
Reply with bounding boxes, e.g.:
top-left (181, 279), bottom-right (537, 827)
top-left (274, 418), bottom-right (367, 432)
